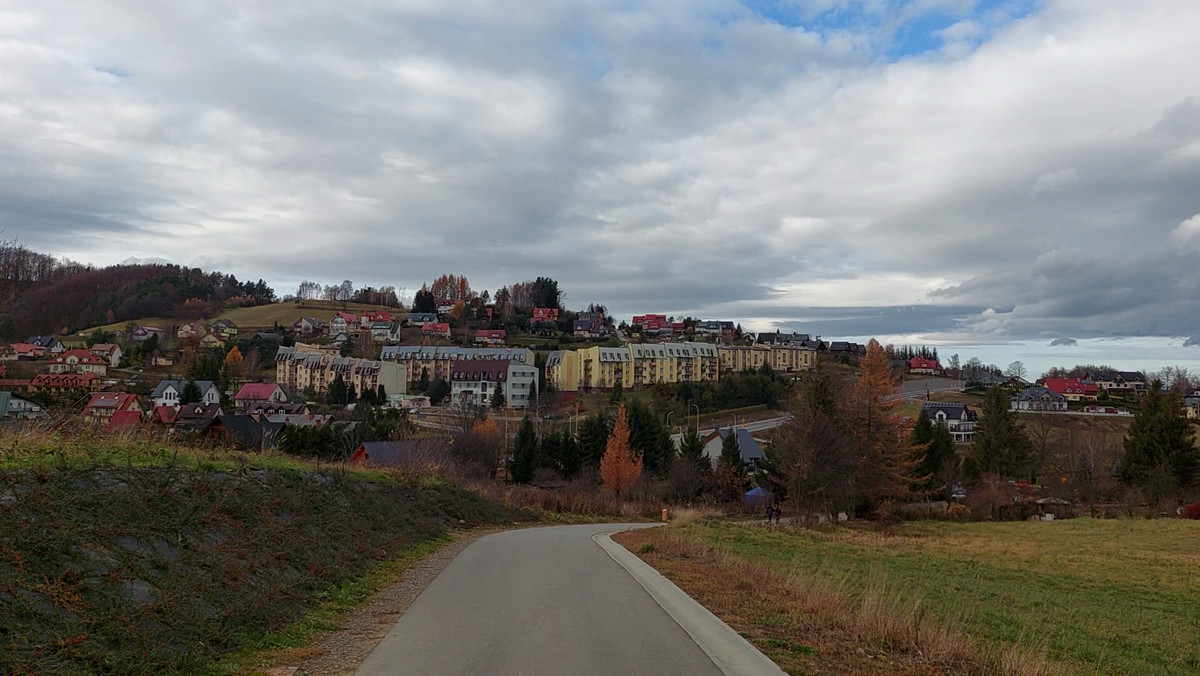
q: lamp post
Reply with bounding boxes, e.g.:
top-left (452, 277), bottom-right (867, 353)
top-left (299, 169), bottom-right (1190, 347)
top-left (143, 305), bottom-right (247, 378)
top-left (690, 402), bottom-right (700, 432)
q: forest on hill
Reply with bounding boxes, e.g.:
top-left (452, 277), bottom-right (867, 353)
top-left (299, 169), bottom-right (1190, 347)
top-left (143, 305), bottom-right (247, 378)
top-left (0, 239), bottom-right (275, 339)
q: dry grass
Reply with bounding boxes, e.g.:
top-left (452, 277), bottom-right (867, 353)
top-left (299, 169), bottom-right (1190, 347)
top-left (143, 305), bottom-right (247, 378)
top-left (615, 527), bottom-right (1062, 676)
top-left (466, 481), bottom-right (663, 520)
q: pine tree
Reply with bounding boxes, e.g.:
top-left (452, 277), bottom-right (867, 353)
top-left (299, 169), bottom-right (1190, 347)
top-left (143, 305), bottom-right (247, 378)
top-left (180, 380), bottom-right (202, 405)
top-left (577, 413), bottom-right (613, 469)
top-left (418, 367), bottom-right (430, 392)
top-left (490, 386), bottom-right (506, 410)
top-left (718, 429), bottom-right (742, 473)
top-left (972, 386), bottom-right (1031, 479)
top-left (911, 409), bottom-right (955, 498)
top-left (509, 417), bottom-right (539, 484)
top-left (679, 423), bottom-right (707, 469)
top-left (1119, 381), bottom-right (1198, 498)
top-left (601, 404), bottom-right (642, 496)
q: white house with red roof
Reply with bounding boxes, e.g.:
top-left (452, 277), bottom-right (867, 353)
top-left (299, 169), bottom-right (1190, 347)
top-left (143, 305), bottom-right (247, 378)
top-left (361, 310), bottom-right (393, 325)
top-left (233, 383), bottom-right (288, 412)
top-left (48, 349), bottom-right (109, 376)
top-left (7, 343), bottom-right (47, 360)
top-left (330, 311), bottom-right (361, 335)
top-left (422, 322), bottom-right (451, 339)
top-left (908, 357), bottom-right (941, 375)
top-left (474, 329), bottom-right (507, 346)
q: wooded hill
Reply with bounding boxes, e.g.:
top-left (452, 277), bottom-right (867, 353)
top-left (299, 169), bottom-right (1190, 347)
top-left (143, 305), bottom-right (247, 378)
top-left (0, 240), bottom-right (275, 340)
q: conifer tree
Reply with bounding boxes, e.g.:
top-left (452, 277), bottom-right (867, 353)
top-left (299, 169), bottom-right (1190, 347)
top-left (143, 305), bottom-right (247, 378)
top-left (1119, 381), bottom-right (1198, 498)
top-left (972, 386), bottom-right (1031, 479)
top-left (509, 417), bottom-right (538, 484)
top-left (846, 339), bottom-right (920, 511)
top-left (601, 404), bottom-right (642, 496)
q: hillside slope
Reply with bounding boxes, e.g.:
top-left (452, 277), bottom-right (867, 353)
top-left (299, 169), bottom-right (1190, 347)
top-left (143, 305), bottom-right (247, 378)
top-left (0, 444), bottom-right (531, 674)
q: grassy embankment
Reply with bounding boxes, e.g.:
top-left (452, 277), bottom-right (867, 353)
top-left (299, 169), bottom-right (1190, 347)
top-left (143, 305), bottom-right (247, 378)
top-left (92, 300), bottom-right (397, 335)
top-left (616, 518), bottom-right (1200, 675)
top-left (0, 429), bottom-right (537, 675)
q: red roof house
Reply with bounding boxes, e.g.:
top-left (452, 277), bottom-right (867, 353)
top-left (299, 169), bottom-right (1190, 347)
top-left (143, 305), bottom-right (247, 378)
top-left (474, 329), bottom-right (507, 346)
top-left (909, 357), bottom-right (941, 374)
top-left (48, 349), bottom-right (109, 376)
top-left (422, 322), bottom-right (451, 339)
top-left (233, 383), bottom-right (288, 411)
top-left (83, 393), bottom-right (142, 426)
top-left (1042, 378), bottom-right (1099, 402)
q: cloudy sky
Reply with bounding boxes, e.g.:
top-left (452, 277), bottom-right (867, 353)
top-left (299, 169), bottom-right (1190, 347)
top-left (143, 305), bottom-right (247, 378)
top-left (3, 0), bottom-right (1200, 373)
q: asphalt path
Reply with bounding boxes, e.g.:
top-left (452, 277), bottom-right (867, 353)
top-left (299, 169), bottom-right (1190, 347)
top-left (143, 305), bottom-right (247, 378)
top-left (356, 524), bottom-right (743, 676)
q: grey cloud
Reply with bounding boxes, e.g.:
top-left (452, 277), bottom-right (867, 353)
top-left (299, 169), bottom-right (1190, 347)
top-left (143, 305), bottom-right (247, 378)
top-left (1050, 337), bottom-right (1077, 347)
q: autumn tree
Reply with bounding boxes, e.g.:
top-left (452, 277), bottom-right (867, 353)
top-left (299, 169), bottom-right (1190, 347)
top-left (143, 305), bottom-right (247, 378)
top-left (223, 345), bottom-right (244, 381)
top-left (429, 274), bottom-right (472, 303)
top-left (601, 404), bottom-right (642, 496)
top-left (845, 339), bottom-right (920, 513)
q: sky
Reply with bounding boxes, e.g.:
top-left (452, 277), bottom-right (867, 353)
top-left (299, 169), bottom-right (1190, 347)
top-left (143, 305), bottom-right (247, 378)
top-left (2, 0), bottom-right (1200, 376)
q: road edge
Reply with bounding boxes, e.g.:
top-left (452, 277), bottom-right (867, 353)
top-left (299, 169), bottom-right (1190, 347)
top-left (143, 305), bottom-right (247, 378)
top-left (593, 529), bottom-right (785, 676)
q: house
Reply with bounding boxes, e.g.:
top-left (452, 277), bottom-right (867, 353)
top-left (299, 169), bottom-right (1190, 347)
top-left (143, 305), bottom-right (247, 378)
top-left (27, 336), bottom-right (65, 354)
top-left (697, 321), bottom-right (735, 336)
top-left (233, 383), bottom-right (288, 412)
top-left (361, 310), bottom-right (393, 326)
top-left (422, 322), bottom-right (451, 339)
top-left (206, 415), bottom-right (284, 451)
top-left (370, 321), bottom-right (402, 343)
top-left (176, 322), bottom-right (207, 339)
top-left (330, 311), bottom-right (360, 335)
top-left (8, 343), bottom-right (47, 360)
top-left (909, 357), bottom-right (941, 375)
top-left (701, 428), bottom-right (767, 471)
top-left (200, 333), bottom-right (227, 350)
top-left (30, 373), bottom-right (101, 394)
top-left (922, 402), bottom-right (976, 443)
top-left (108, 410), bottom-right (142, 430)
top-left (1011, 386), bottom-right (1068, 412)
top-left (151, 379), bottom-right (221, 409)
top-left (210, 319), bottom-right (238, 340)
top-left (406, 312), bottom-right (438, 326)
top-left (82, 392), bottom-right (142, 426)
top-left (1089, 370), bottom-right (1149, 397)
top-left (632, 314), bottom-right (670, 335)
top-left (436, 303), bottom-right (455, 316)
top-left (530, 308), bottom-right (560, 334)
top-left (474, 329), bottom-right (507, 347)
top-left (573, 318), bottom-right (607, 339)
top-left (291, 316), bottom-right (327, 338)
top-left (89, 343), bottom-right (123, 368)
top-left (47, 349), bottom-right (109, 376)
top-left (349, 439), bottom-right (446, 467)
top-left (173, 403), bottom-right (224, 433)
top-left (0, 392), bottom-right (47, 421)
top-left (246, 401), bottom-right (311, 417)
top-left (130, 326), bottom-right (167, 343)
top-left (1041, 378), bottom-right (1099, 402)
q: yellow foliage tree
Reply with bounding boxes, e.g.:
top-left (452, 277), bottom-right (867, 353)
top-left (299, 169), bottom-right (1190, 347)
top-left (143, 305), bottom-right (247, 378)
top-left (601, 404), bottom-right (642, 497)
top-left (223, 345), bottom-right (244, 381)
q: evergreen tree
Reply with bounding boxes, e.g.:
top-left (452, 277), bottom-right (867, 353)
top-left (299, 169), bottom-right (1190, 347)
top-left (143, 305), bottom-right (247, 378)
top-left (679, 423), bottom-right (707, 468)
top-left (911, 409), bottom-right (955, 497)
top-left (625, 399), bottom-right (672, 477)
top-left (428, 377), bottom-right (450, 405)
top-left (509, 417), bottom-right (539, 484)
top-left (718, 429), bottom-right (742, 473)
top-left (490, 386), bottom-right (506, 410)
top-left (972, 386), bottom-right (1031, 480)
top-left (418, 367), bottom-right (430, 392)
top-left (608, 380), bottom-right (624, 405)
top-left (577, 413), bottom-right (613, 469)
top-left (328, 375), bottom-right (348, 407)
top-left (1119, 381), bottom-right (1198, 498)
top-left (180, 380), bottom-right (203, 405)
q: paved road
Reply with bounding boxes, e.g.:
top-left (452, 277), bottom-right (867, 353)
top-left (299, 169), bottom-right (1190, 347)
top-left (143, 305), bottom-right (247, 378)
top-left (356, 524), bottom-right (728, 676)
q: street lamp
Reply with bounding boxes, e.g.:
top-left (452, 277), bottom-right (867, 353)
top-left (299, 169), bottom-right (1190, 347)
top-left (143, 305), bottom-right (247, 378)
top-left (690, 402), bottom-right (700, 432)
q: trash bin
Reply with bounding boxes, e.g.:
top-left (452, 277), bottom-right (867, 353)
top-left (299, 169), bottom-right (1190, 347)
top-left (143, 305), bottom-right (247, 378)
top-left (661, 508), bottom-right (669, 522)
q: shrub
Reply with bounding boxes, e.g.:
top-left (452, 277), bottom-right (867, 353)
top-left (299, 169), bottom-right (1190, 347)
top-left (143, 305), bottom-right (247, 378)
top-left (1181, 501), bottom-right (1200, 519)
top-left (947, 504), bottom-right (972, 521)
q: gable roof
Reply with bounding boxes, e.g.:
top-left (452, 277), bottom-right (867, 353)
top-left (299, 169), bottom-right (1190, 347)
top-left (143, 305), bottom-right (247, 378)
top-left (109, 410), bottom-right (142, 429)
top-left (213, 415), bottom-right (285, 450)
top-left (234, 383), bottom-right (284, 401)
top-left (922, 401), bottom-right (976, 421)
top-left (50, 349), bottom-right (106, 366)
top-left (702, 428), bottom-right (766, 463)
top-left (351, 440), bottom-right (445, 467)
top-left (152, 379), bottom-right (217, 398)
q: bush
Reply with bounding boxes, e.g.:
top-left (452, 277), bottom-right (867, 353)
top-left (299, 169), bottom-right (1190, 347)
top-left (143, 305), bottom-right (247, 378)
top-left (947, 504), bottom-right (972, 521)
top-left (1181, 501), bottom-right (1200, 519)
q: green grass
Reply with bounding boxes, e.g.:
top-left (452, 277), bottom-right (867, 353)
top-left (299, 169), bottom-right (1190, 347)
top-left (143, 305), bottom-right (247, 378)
top-left (677, 519), bottom-right (1200, 675)
top-left (0, 430), bottom-right (534, 675)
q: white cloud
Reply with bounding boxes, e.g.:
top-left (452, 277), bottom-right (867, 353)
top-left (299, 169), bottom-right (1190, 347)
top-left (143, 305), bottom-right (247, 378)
top-left (1170, 213), bottom-right (1200, 246)
top-left (1029, 168), bottom-right (1078, 197)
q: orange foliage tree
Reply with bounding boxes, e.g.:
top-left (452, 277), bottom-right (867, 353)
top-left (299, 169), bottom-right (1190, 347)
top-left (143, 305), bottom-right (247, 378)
top-left (429, 274), bottom-right (473, 304)
top-left (601, 404), bottom-right (642, 496)
top-left (846, 339), bottom-right (921, 510)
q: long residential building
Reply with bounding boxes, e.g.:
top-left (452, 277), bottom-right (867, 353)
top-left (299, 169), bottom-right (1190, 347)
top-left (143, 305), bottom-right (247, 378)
top-left (449, 359), bottom-right (539, 409)
top-left (379, 345), bottom-right (534, 389)
top-left (546, 342), bottom-right (812, 392)
top-left (275, 344), bottom-right (406, 399)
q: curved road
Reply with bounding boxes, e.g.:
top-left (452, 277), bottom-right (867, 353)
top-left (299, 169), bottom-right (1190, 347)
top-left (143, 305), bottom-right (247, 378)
top-left (356, 524), bottom-right (771, 676)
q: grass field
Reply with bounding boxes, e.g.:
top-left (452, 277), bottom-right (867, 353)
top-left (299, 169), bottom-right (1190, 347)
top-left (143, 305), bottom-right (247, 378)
top-left (616, 518), bottom-right (1200, 675)
top-left (92, 300), bottom-right (399, 334)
